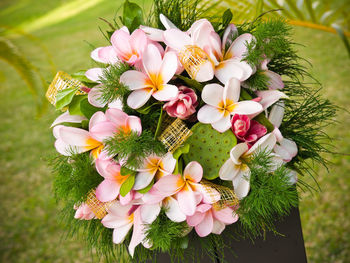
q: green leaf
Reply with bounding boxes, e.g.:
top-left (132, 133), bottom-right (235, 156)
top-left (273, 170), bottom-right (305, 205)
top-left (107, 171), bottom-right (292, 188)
top-left (80, 98), bottom-right (104, 119)
top-left (254, 113), bottom-right (275, 133)
top-left (137, 102), bottom-right (162, 114)
top-left (176, 75), bottom-right (204, 91)
top-left (68, 95), bottom-right (87, 116)
top-left (137, 180), bottom-right (154, 194)
top-left (71, 70), bottom-right (97, 83)
top-left (222, 9), bottom-right (233, 27)
top-left (173, 144), bottom-right (190, 160)
top-left (120, 166), bottom-right (136, 176)
top-left (81, 119), bottom-right (89, 130)
top-left (120, 175), bottom-right (135, 197)
top-left (55, 88), bottom-right (78, 110)
top-left (123, 0), bottom-right (143, 32)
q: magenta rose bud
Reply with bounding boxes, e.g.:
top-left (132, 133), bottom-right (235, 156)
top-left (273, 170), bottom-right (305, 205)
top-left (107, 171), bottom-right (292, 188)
top-left (231, 114), bottom-right (267, 145)
top-left (163, 86), bottom-right (198, 119)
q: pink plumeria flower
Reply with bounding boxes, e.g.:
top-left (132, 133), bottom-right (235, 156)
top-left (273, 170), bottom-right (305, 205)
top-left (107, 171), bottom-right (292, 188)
top-left (51, 111), bottom-right (87, 128)
top-left (219, 133), bottom-right (277, 199)
top-left (54, 111), bottom-right (112, 159)
top-left (74, 203), bottom-right (96, 220)
top-left (260, 58), bottom-right (284, 90)
top-left (268, 102), bottom-right (298, 162)
top-left (206, 24), bottom-right (255, 84)
top-left (231, 114), bottom-right (267, 145)
top-left (256, 90), bottom-right (288, 111)
top-left (102, 202), bottom-right (150, 257)
top-left (133, 153), bottom-right (176, 190)
top-left (90, 108), bottom-right (142, 141)
top-left (141, 14), bottom-right (178, 41)
top-left (87, 86), bottom-right (123, 109)
top-left (197, 78), bottom-right (263, 133)
top-left (95, 159), bottom-right (133, 202)
top-left (187, 203), bottom-right (238, 237)
top-left (163, 19), bottom-right (216, 82)
top-left (163, 86), bottom-right (199, 119)
top-left (154, 161), bottom-right (219, 216)
top-left (120, 44), bottom-right (179, 109)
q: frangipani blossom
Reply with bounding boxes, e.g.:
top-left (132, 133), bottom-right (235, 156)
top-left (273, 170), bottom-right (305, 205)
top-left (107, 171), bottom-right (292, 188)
top-left (268, 102), bottom-right (298, 162)
top-left (260, 58), bottom-right (284, 90)
top-left (54, 111), bottom-right (110, 158)
top-left (74, 203), bottom-right (96, 220)
top-left (163, 19), bottom-right (216, 82)
top-left (219, 133), bottom-right (277, 199)
top-left (186, 203), bottom-right (238, 237)
top-left (95, 159), bottom-right (131, 202)
top-left (133, 153), bottom-right (176, 190)
top-left (102, 202), bottom-right (150, 257)
top-left (120, 44), bottom-right (179, 109)
top-left (207, 24), bottom-right (255, 84)
top-left (154, 161), bottom-right (220, 216)
top-left (140, 14), bottom-right (178, 42)
top-left (197, 78), bottom-right (263, 133)
top-left (51, 111), bottom-right (87, 128)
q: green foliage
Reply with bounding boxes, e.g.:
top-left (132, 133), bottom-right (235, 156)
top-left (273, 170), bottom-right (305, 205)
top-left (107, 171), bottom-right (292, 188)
top-left (121, 0), bottom-right (144, 32)
top-left (244, 69), bottom-right (269, 90)
top-left (149, 0), bottom-right (216, 31)
top-left (183, 123), bottom-right (237, 180)
top-left (237, 150), bottom-right (299, 238)
top-left (98, 62), bottom-right (132, 110)
top-left (104, 130), bottom-right (166, 170)
top-left (242, 18), bottom-right (293, 68)
top-left (144, 209), bottom-right (188, 252)
top-left (80, 98), bottom-right (106, 119)
top-left (68, 95), bottom-right (87, 116)
top-left (50, 152), bottom-right (102, 203)
top-left (119, 174), bottom-right (135, 196)
top-left (55, 88), bottom-right (77, 110)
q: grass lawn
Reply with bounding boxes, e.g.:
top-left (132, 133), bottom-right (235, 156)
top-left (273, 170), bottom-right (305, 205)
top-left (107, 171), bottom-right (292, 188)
top-left (0, 0), bottom-right (349, 262)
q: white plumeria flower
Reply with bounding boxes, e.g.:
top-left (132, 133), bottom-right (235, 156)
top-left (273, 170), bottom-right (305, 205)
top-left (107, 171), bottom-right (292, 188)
top-left (120, 44), bottom-right (179, 109)
top-left (133, 152), bottom-right (176, 190)
top-left (140, 14), bottom-right (178, 41)
top-left (219, 133), bottom-right (277, 199)
top-left (268, 101), bottom-right (298, 162)
top-left (197, 78), bottom-right (263, 133)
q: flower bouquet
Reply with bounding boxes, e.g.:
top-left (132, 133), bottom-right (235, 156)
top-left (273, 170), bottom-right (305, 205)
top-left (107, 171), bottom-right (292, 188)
top-left (48, 0), bottom-right (336, 262)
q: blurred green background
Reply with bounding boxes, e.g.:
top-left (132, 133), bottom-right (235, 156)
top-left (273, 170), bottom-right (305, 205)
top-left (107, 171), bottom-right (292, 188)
top-left (0, 0), bottom-right (349, 262)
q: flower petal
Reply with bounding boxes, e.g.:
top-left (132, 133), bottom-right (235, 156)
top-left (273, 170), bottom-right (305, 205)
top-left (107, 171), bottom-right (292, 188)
top-left (160, 14), bottom-right (177, 29)
top-left (159, 51), bottom-right (178, 83)
top-left (201, 83), bottom-right (224, 107)
top-left (177, 183), bottom-right (197, 216)
top-left (232, 169), bottom-right (251, 200)
top-left (152, 84), bottom-right (178, 101)
top-left (140, 203), bottom-right (161, 224)
top-left (197, 105), bottom-right (223, 124)
top-left (234, 101), bottom-right (263, 116)
top-left (224, 78), bottom-right (240, 103)
top-left (59, 126), bottom-right (90, 146)
top-left (212, 115), bottom-right (231, 133)
top-left (230, 143), bottom-right (248, 163)
top-left (90, 121), bottom-right (116, 142)
top-left (96, 179), bottom-right (121, 202)
top-left (268, 102), bottom-right (285, 128)
top-left (163, 29), bottom-right (192, 51)
top-left (247, 133), bottom-right (276, 155)
top-left (187, 211), bottom-right (205, 226)
top-left (160, 153), bottom-right (176, 174)
top-left (274, 138), bottom-right (298, 162)
top-left (183, 161), bottom-right (203, 183)
top-left (130, 29), bottom-right (147, 55)
top-left (195, 211), bottom-right (213, 237)
top-left (51, 112), bottom-right (87, 127)
top-left (265, 70), bottom-right (284, 90)
top-left (143, 44), bottom-right (162, 76)
top-left (134, 170), bottom-right (156, 190)
top-left (256, 90), bottom-right (288, 110)
top-left (88, 87), bottom-right (106, 108)
top-left (140, 25), bottom-right (164, 42)
top-left (219, 159), bottom-right (240, 181)
top-left (212, 219), bottom-right (225, 235)
top-left (154, 174), bottom-right (185, 196)
top-left (212, 207), bottom-right (238, 224)
top-left (128, 208), bottom-right (144, 257)
top-left (222, 24), bottom-right (238, 51)
top-left (113, 223), bottom-right (133, 244)
top-left (226, 33), bottom-right (253, 60)
top-left (164, 197), bottom-right (186, 222)
top-left (89, 111), bottom-right (108, 130)
top-left (85, 68), bottom-right (103, 83)
top-left (127, 89), bottom-right (153, 109)
top-left (120, 70), bottom-right (148, 90)
top-left (126, 116), bottom-right (142, 135)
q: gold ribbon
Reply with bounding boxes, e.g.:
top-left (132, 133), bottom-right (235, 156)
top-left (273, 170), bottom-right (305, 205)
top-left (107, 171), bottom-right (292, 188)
top-left (85, 190), bottom-right (114, 219)
top-left (200, 180), bottom-right (239, 210)
top-left (158, 118), bottom-right (192, 153)
top-left (46, 71), bottom-right (86, 106)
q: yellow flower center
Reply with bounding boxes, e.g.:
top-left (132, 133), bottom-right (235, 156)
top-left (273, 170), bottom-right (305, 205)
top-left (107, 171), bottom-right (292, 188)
top-left (218, 99), bottom-right (237, 117)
